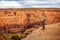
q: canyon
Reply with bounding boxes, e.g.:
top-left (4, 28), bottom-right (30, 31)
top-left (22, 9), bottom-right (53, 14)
top-left (0, 8), bottom-right (60, 33)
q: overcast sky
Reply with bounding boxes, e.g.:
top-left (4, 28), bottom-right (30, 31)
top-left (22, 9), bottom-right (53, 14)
top-left (0, 0), bottom-right (60, 8)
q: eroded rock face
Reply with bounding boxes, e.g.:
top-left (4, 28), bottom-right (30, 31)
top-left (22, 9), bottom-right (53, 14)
top-left (0, 8), bottom-right (60, 33)
top-left (22, 23), bottom-right (60, 40)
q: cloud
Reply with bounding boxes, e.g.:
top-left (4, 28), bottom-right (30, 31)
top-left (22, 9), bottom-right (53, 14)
top-left (0, 0), bottom-right (60, 8)
top-left (20, 0), bottom-right (60, 8)
top-left (24, 1), bottom-right (54, 5)
top-left (0, 1), bottom-right (23, 8)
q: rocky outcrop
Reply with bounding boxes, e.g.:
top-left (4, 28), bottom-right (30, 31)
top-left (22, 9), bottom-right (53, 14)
top-left (22, 23), bottom-right (60, 40)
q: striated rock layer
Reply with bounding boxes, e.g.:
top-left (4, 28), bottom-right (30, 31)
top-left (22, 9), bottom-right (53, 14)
top-left (0, 8), bottom-right (60, 33)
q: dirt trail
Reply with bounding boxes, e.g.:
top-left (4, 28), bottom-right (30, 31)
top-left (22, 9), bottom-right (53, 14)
top-left (22, 23), bottom-right (60, 40)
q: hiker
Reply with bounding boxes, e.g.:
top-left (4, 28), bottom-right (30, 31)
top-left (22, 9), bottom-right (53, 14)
top-left (41, 11), bottom-right (47, 30)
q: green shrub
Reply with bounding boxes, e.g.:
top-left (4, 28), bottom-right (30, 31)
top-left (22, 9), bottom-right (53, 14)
top-left (11, 35), bottom-right (22, 40)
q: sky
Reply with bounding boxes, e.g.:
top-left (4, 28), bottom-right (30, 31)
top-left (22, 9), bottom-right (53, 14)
top-left (0, 0), bottom-right (60, 8)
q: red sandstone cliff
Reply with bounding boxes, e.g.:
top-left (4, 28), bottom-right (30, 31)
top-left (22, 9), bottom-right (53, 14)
top-left (0, 8), bottom-right (60, 33)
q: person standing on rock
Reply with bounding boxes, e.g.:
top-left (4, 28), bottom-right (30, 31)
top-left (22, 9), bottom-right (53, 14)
top-left (41, 10), bottom-right (47, 30)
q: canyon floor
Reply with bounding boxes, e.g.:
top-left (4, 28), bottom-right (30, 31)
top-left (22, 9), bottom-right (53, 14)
top-left (22, 22), bottom-right (60, 40)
